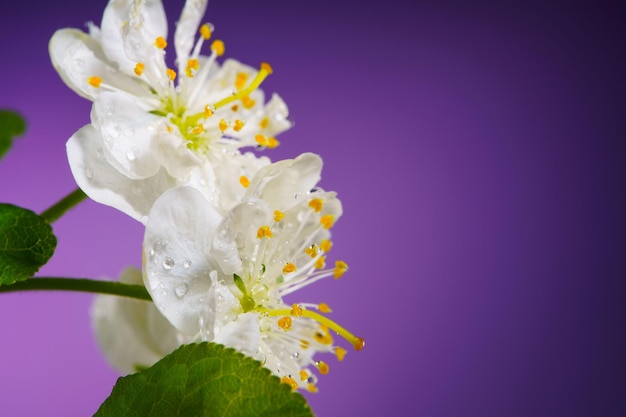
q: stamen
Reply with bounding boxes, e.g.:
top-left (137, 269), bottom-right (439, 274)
top-left (334, 260), bottom-right (348, 279)
top-left (235, 72), bottom-right (248, 90)
top-left (315, 326), bottom-right (333, 345)
top-left (335, 347), bottom-right (347, 362)
top-left (134, 63), bottom-right (145, 76)
top-left (199, 23), bottom-right (212, 40)
top-left (291, 303), bottom-right (303, 317)
top-left (283, 263), bottom-right (297, 274)
top-left (260, 308), bottom-right (365, 351)
top-left (273, 210), bottom-right (285, 222)
top-left (240, 175), bottom-right (250, 188)
top-left (317, 361), bottom-right (330, 375)
top-left (267, 137), bottom-right (280, 148)
top-left (299, 370), bottom-right (309, 381)
top-left (186, 59), bottom-right (199, 77)
top-left (315, 256), bottom-right (326, 269)
top-left (210, 39), bottom-right (225, 57)
top-left (212, 63), bottom-right (272, 110)
top-left (218, 119), bottom-right (228, 132)
top-left (305, 245), bottom-right (318, 258)
top-left (257, 226), bottom-right (273, 239)
top-left (318, 303), bottom-right (332, 313)
top-left (277, 316), bottom-right (292, 331)
top-left (87, 76), bottom-right (102, 88)
top-left (155, 36), bottom-right (167, 49)
top-left (241, 95), bottom-right (256, 109)
top-left (259, 117), bottom-right (269, 129)
top-left (233, 119), bottom-right (245, 132)
top-left (320, 239), bottom-right (332, 253)
top-left (255, 134), bottom-right (268, 147)
top-left (307, 383), bottom-right (318, 393)
top-left (320, 214), bottom-right (335, 229)
top-left (309, 198), bottom-right (323, 213)
top-left (190, 124), bottom-right (204, 135)
top-left (166, 68), bottom-right (177, 81)
top-left (280, 376), bottom-right (298, 391)
top-left (203, 105), bottom-right (214, 118)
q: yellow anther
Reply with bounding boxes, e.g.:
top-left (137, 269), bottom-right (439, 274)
top-left (199, 23), bottom-right (212, 40)
top-left (255, 134), bottom-right (268, 147)
top-left (257, 225), bottom-right (273, 239)
top-left (335, 347), bottom-right (347, 362)
top-left (320, 239), bottom-right (332, 253)
top-left (186, 58), bottom-right (199, 77)
top-left (260, 62), bottom-right (274, 75)
top-left (231, 104), bottom-right (239, 111)
top-left (267, 137), bottom-right (280, 149)
top-left (299, 370), bottom-right (309, 382)
top-left (134, 63), bottom-right (144, 76)
top-left (235, 72), bottom-right (249, 90)
top-left (155, 36), bottom-right (167, 49)
top-left (317, 361), bottom-right (330, 375)
top-left (218, 119), bottom-right (228, 132)
top-left (273, 210), bottom-right (285, 222)
top-left (233, 119), bottom-right (245, 132)
top-left (300, 340), bottom-right (310, 350)
top-left (203, 105), bottom-right (214, 118)
top-left (191, 124), bottom-right (204, 135)
top-left (277, 316), bottom-right (292, 331)
top-left (210, 39), bottom-right (225, 56)
top-left (87, 76), bottom-right (102, 88)
top-left (307, 383), bottom-right (318, 393)
top-left (334, 260), bottom-right (348, 279)
top-left (241, 95), bottom-right (256, 109)
top-left (315, 256), bottom-right (326, 270)
top-left (259, 117), bottom-right (269, 129)
top-left (309, 198), bottom-right (324, 213)
top-left (320, 214), bottom-right (335, 229)
top-left (315, 326), bottom-right (333, 345)
top-left (239, 175), bottom-right (250, 188)
top-left (280, 376), bottom-right (298, 391)
top-left (283, 263), bottom-right (297, 274)
top-left (291, 303), bottom-right (303, 317)
top-left (318, 303), bottom-right (332, 313)
top-left (305, 245), bottom-right (318, 258)
top-left (166, 68), bottom-right (177, 81)
top-left (166, 125), bottom-right (173, 133)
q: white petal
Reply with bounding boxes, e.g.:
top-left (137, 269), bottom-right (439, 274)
top-left (143, 187), bottom-right (222, 335)
top-left (66, 124), bottom-right (177, 223)
top-left (91, 91), bottom-right (162, 179)
top-left (151, 131), bottom-right (203, 178)
top-left (49, 29), bottom-right (148, 100)
top-left (215, 313), bottom-right (261, 357)
top-left (91, 267), bottom-right (179, 374)
top-left (100, 0), bottom-right (168, 78)
top-left (246, 153), bottom-right (323, 211)
top-left (174, 0), bottom-right (207, 73)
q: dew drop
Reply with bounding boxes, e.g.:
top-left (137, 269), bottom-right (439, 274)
top-left (126, 149), bottom-right (136, 161)
top-left (183, 259), bottom-right (192, 269)
top-left (84, 168), bottom-right (93, 179)
top-left (175, 284), bottom-right (189, 298)
top-left (162, 257), bottom-right (175, 270)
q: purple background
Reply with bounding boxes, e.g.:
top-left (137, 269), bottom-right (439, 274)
top-left (1, 0), bottom-right (624, 416)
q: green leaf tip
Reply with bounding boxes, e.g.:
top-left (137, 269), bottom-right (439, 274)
top-left (0, 110), bottom-right (27, 160)
top-left (0, 204), bottom-right (57, 286)
top-left (95, 342), bottom-right (315, 417)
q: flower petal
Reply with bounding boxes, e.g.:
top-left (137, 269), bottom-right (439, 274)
top-left (143, 187), bottom-right (222, 335)
top-left (91, 267), bottom-right (179, 374)
top-left (215, 312), bottom-right (261, 357)
top-left (66, 124), bottom-right (177, 223)
top-left (174, 0), bottom-right (207, 74)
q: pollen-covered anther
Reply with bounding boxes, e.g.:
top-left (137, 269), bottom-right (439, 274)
top-left (273, 210), bottom-right (285, 222)
top-left (255, 134), bottom-right (268, 147)
top-left (241, 95), bottom-right (256, 109)
top-left (166, 68), bottom-right (177, 81)
top-left (203, 105), bottom-right (214, 118)
top-left (300, 340), bottom-right (310, 350)
top-left (307, 383), bottom-right (319, 393)
top-left (87, 76), bottom-right (102, 88)
top-left (320, 214), bottom-right (335, 229)
top-left (199, 23), bottom-right (212, 40)
top-left (190, 124), bottom-right (204, 135)
top-left (315, 326), bottom-right (333, 345)
top-left (290, 303), bottom-right (303, 317)
top-left (315, 256), bottom-right (326, 269)
top-left (154, 36), bottom-right (167, 49)
top-left (210, 39), bottom-right (225, 56)
top-left (218, 119), bottom-right (228, 132)
top-left (320, 239), bottom-right (332, 253)
top-left (309, 198), bottom-right (324, 213)
top-left (277, 316), bottom-right (292, 331)
top-left (134, 63), bottom-right (144, 76)
top-left (299, 370), bottom-right (309, 382)
top-left (305, 245), bottom-right (318, 258)
top-left (316, 361), bottom-right (330, 375)
top-left (282, 263), bottom-right (297, 274)
top-left (233, 119), bottom-right (245, 132)
top-left (259, 117), bottom-right (269, 129)
top-left (235, 72), bottom-right (248, 90)
top-left (335, 347), bottom-right (347, 362)
top-left (280, 376), bottom-right (298, 391)
top-left (257, 225), bottom-right (273, 239)
top-left (267, 137), bottom-right (280, 149)
top-left (186, 59), bottom-right (199, 77)
top-left (334, 260), bottom-right (348, 279)
top-left (318, 302), bottom-right (332, 313)
top-left (239, 175), bottom-right (250, 188)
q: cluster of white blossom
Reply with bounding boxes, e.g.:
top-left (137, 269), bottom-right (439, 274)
top-left (50, 0), bottom-right (362, 392)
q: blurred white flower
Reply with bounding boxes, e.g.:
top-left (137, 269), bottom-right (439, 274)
top-left (49, 0), bottom-right (290, 221)
top-left (143, 153), bottom-right (364, 391)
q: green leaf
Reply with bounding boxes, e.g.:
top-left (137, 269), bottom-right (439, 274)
top-left (0, 110), bottom-right (26, 160)
top-left (95, 343), bottom-right (314, 417)
top-left (0, 204), bottom-right (57, 286)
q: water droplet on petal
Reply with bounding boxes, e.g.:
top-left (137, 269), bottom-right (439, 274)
top-left (175, 284), bottom-right (189, 298)
top-left (183, 259), bottom-right (192, 269)
top-left (126, 150), bottom-right (136, 161)
top-left (84, 168), bottom-right (93, 179)
top-left (162, 257), bottom-right (175, 270)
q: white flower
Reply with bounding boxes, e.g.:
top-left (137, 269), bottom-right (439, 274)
top-left (49, 0), bottom-right (291, 221)
top-left (143, 153), bottom-right (364, 391)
